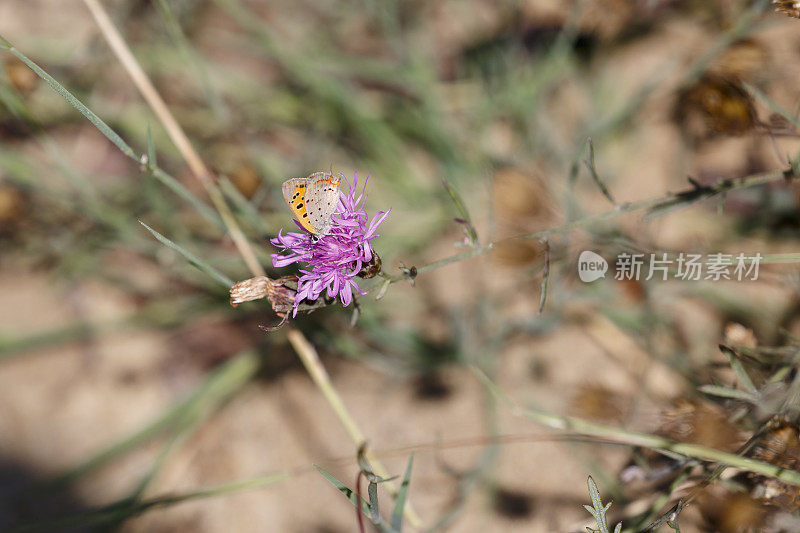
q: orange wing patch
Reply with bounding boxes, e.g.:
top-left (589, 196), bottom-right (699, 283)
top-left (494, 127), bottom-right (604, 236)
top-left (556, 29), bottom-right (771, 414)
top-left (287, 184), bottom-right (318, 233)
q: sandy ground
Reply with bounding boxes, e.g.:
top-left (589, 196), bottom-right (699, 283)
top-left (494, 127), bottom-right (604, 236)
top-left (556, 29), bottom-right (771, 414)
top-left (2, 1), bottom-right (800, 532)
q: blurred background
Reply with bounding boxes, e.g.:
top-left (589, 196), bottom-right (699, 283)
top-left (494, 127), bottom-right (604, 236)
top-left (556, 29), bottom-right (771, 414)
top-left (2, 0), bottom-right (800, 531)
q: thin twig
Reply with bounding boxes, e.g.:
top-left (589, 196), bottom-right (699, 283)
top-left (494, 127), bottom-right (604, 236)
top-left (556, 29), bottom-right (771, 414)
top-left (584, 138), bottom-right (616, 205)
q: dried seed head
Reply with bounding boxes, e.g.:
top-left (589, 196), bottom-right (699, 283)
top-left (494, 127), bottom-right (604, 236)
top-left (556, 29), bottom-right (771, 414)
top-left (266, 276), bottom-right (299, 317)
top-left (229, 275), bottom-right (299, 315)
top-left (748, 421), bottom-right (800, 510)
top-left (773, 0), bottom-right (800, 18)
top-left (230, 276), bottom-right (273, 307)
top-left (230, 276), bottom-right (301, 331)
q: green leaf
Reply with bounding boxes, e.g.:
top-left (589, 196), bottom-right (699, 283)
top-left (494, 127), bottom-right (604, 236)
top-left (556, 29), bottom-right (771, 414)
top-left (719, 345), bottom-right (758, 395)
top-left (698, 384), bottom-right (758, 402)
top-left (314, 465), bottom-right (371, 517)
top-left (391, 454), bottom-right (414, 532)
top-left (150, 167), bottom-right (224, 230)
top-left (0, 34), bottom-right (136, 160)
top-left (441, 176), bottom-right (478, 245)
top-left (368, 481), bottom-right (382, 523)
top-left (139, 221), bottom-right (233, 287)
top-left (146, 123), bottom-right (158, 169)
top-left (586, 476), bottom-right (617, 533)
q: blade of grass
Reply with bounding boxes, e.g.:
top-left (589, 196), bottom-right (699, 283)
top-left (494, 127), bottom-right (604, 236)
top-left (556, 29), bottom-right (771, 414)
top-left (698, 384), bottom-right (759, 403)
top-left (441, 177), bottom-right (478, 245)
top-left (314, 465), bottom-right (372, 517)
top-left (149, 167), bottom-right (225, 230)
top-left (0, 36), bottom-right (226, 232)
top-left (0, 34), bottom-right (135, 159)
top-left (390, 454), bottom-right (414, 532)
top-left (139, 221), bottom-right (233, 287)
top-left (584, 138), bottom-right (616, 205)
top-left (719, 345), bottom-right (758, 395)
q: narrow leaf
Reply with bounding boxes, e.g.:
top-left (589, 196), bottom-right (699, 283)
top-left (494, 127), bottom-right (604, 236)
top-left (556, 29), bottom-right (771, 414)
top-left (719, 345), bottom-right (758, 395)
top-left (139, 221), bottom-right (233, 287)
top-left (368, 481), bottom-right (381, 523)
top-left (539, 240), bottom-right (550, 314)
top-left (698, 384), bottom-right (758, 402)
top-left (441, 176), bottom-right (478, 244)
top-left (584, 138), bottom-right (616, 205)
top-left (150, 168), bottom-right (224, 230)
top-left (314, 465), bottom-right (371, 517)
top-left (391, 454), bottom-right (414, 532)
top-left (0, 35), bottom-right (136, 159)
top-left (146, 123), bottom-right (157, 169)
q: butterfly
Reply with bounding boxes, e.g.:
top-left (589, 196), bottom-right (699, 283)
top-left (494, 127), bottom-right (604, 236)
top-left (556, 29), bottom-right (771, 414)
top-left (281, 172), bottom-right (342, 237)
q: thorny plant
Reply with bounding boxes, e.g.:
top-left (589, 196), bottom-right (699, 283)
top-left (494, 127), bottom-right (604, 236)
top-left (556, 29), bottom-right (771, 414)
top-left (4, 0), bottom-right (800, 531)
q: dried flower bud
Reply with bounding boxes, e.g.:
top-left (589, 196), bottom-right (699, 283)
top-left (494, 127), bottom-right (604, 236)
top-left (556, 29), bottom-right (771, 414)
top-left (747, 421), bottom-right (800, 510)
top-left (773, 0), bottom-right (800, 18)
top-left (357, 251), bottom-right (382, 279)
top-left (266, 276), bottom-right (300, 317)
top-left (230, 276), bottom-right (273, 307)
top-left (230, 276), bottom-right (300, 331)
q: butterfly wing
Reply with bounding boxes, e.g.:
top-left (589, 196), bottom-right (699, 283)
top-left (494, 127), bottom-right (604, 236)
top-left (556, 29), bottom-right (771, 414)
top-left (282, 177), bottom-right (319, 234)
top-left (305, 172), bottom-right (341, 236)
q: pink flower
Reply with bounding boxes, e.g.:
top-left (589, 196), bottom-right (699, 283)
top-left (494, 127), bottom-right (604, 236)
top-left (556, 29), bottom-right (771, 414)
top-left (270, 172), bottom-right (389, 316)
